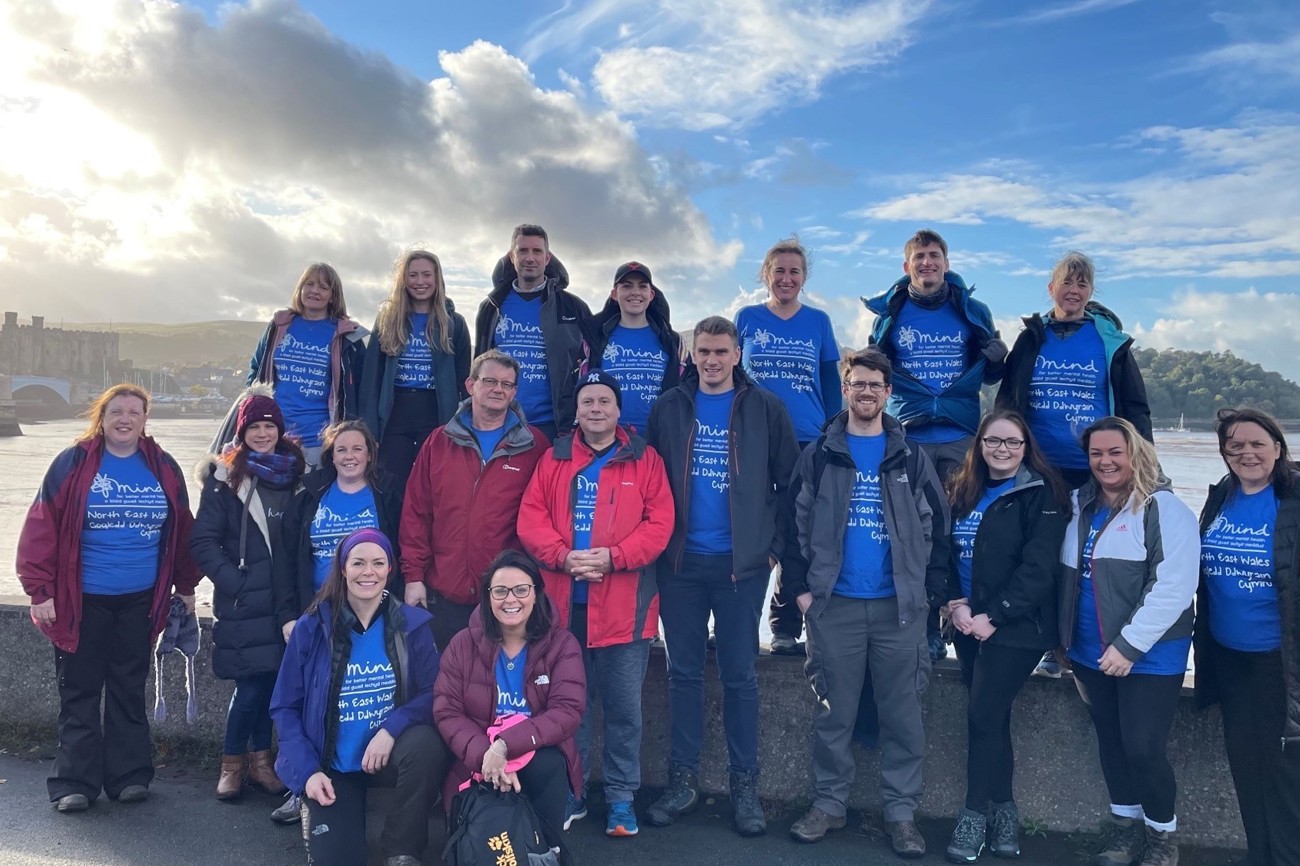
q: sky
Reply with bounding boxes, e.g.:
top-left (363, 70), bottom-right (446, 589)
top-left (3, 0), bottom-right (1299, 378)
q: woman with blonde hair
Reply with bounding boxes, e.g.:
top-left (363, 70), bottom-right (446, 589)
top-left (360, 249), bottom-right (471, 492)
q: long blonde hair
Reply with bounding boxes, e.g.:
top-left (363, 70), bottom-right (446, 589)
top-left (375, 249), bottom-right (453, 355)
top-left (78, 383), bottom-right (150, 443)
top-left (1081, 416), bottom-right (1161, 512)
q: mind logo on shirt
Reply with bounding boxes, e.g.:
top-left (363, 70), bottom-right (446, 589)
top-left (90, 473), bottom-right (161, 498)
top-left (496, 314), bottom-right (540, 340)
top-left (603, 343), bottom-right (620, 363)
top-left (897, 325), bottom-right (919, 351)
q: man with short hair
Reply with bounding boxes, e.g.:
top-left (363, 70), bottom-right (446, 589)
top-left (476, 224), bottom-right (594, 441)
top-left (400, 349), bottom-right (548, 649)
top-left (784, 349), bottom-right (950, 858)
top-left (643, 316), bottom-right (799, 838)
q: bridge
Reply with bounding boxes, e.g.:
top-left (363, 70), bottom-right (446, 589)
top-left (5, 374), bottom-right (72, 411)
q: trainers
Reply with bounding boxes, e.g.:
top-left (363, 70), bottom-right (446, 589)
top-left (1140, 827), bottom-right (1178, 866)
top-left (117, 785), bottom-right (148, 803)
top-left (646, 765), bottom-right (699, 827)
top-left (270, 793), bottom-right (302, 825)
top-left (606, 800), bottom-right (639, 837)
top-left (1096, 814), bottom-right (1146, 866)
top-left (790, 805), bottom-right (846, 843)
top-left (729, 770), bottom-right (766, 837)
top-left (55, 793), bottom-right (90, 813)
top-left (887, 818), bottom-right (927, 859)
top-left (1033, 650), bottom-right (1062, 679)
top-left (988, 801), bottom-right (1021, 858)
top-left (769, 635), bottom-right (805, 656)
top-left (563, 792), bottom-right (587, 831)
top-left (928, 635), bottom-right (949, 661)
top-left (946, 809), bottom-right (987, 863)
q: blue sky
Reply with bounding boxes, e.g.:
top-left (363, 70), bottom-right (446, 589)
top-left (3, 0), bottom-right (1299, 377)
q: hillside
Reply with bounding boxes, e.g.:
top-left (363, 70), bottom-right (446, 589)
top-left (1133, 347), bottom-right (1300, 420)
top-left (63, 321), bottom-right (268, 369)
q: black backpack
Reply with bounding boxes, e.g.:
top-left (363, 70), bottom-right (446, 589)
top-left (443, 783), bottom-right (564, 866)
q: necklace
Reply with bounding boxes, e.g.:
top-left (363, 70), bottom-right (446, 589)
top-left (503, 648), bottom-right (523, 671)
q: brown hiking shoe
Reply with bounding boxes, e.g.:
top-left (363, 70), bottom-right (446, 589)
top-left (886, 819), bottom-right (927, 859)
top-left (1096, 815), bottom-right (1145, 866)
top-left (790, 806), bottom-right (847, 843)
top-left (1139, 828), bottom-right (1178, 866)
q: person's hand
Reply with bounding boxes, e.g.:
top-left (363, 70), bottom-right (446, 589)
top-left (968, 613), bottom-right (997, 641)
top-left (305, 771), bottom-right (335, 806)
top-left (404, 582), bottom-right (428, 608)
top-left (177, 594), bottom-right (196, 614)
top-left (587, 547), bottom-right (614, 574)
top-left (949, 603), bottom-right (975, 635)
top-left (481, 738), bottom-right (508, 783)
top-left (796, 592), bottom-right (813, 615)
top-left (31, 599), bottom-right (56, 627)
top-left (495, 769), bottom-right (521, 793)
top-left (1099, 644), bottom-right (1133, 677)
top-left (361, 728), bottom-right (395, 774)
top-left (982, 337), bottom-right (1009, 364)
top-left (565, 550), bottom-right (605, 582)
top-left (282, 621), bottom-right (295, 643)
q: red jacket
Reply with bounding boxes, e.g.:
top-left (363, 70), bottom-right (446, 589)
top-left (432, 599), bottom-right (585, 809)
top-left (400, 403), bottom-right (548, 605)
top-left (16, 436), bottom-right (201, 652)
top-left (517, 427), bottom-right (673, 648)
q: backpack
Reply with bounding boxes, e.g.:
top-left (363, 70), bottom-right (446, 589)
top-left (443, 782), bottom-right (564, 866)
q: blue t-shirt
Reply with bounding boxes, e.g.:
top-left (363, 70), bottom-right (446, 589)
top-left (274, 316), bottom-right (335, 447)
top-left (1026, 321), bottom-right (1109, 471)
top-left (570, 447), bottom-right (617, 604)
top-left (953, 478), bottom-right (1016, 599)
top-left (735, 305), bottom-right (839, 443)
top-left (1202, 487), bottom-right (1282, 652)
top-left (394, 312), bottom-right (436, 389)
top-left (333, 617), bottom-right (397, 773)
top-left (601, 325), bottom-right (668, 431)
top-left (835, 433), bottom-right (895, 598)
top-left (81, 452), bottom-right (168, 595)
top-left (495, 292), bottom-right (551, 425)
top-left (495, 646), bottom-right (531, 720)
top-left (474, 422), bottom-right (508, 463)
top-left (889, 301), bottom-right (970, 444)
top-left (309, 484), bottom-right (379, 590)
top-left (685, 390), bottom-right (734, 554)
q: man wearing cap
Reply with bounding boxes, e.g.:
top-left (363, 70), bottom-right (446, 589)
top-left (582, 261), bottom-right (682, 433)
top-left (401, 350), bottom-right (548, 650)
top-left (517, 369), bottom-right (675, 838)
top-left (643, 316), bottom-right (799, 838)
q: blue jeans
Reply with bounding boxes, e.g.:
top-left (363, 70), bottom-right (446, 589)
top-left (658, 553), bottom-right (766, 775)
top-left (223, 672), bottom-right (276, 754)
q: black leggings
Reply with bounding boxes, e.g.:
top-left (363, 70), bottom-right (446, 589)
top-left (515, 746), bottom-right (570, 846)
top-left (953, 634), bottom-right (1043, 810)
top-left (1072, 664), bottom-right (1183, 824)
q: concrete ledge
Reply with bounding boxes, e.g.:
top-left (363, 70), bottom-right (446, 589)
top-left (0, 597), bottom-right (1242, 849)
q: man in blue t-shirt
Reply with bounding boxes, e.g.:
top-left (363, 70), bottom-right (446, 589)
top-left (644, 316), bottom-right (799, 839)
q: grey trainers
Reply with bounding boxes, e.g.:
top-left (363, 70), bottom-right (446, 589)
top-left (1096, 815), bottom-right (1145, 866)
top-left (988, 801), bottom-right (1021, 858)
top-left (1139, 828), bottom-right (1178, 866)
top-left (270, 793), bottom-right (302, 825)
top-left (790, 805), bottom-right (847, 843)
top-left (645, 765), bottom-right (699, 827)
top-left (946, 809), bottom-right (987, 863)
top-left (729, 770), bottom-right (766, 837)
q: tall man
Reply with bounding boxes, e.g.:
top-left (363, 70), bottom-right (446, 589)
top-left (476, 224), bottom-right (594, 441)
top-left (400, 350), bottom-right (548, 650)
top-left (644, 317), bottom-right (799, 838)
top-left (785, 349), bottom-right (950, 859)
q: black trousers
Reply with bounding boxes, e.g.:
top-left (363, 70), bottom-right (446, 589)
top-left (49, 589), bottom-right (155, 802)
top-left (1212, 641), bottom-right (1300, 866)
top-left (429, 594), bottom-right (477, 654)
top-left (515, 746), bottom-right (569, 846)
top-left (304, 724), bottom-right (450, 866)
top-left (378, 389), bottom-right (443, 499)
top-left (769, 440), bottom-right (813, 642)
top-left (1072, 664), bottom-right (1183, 824)
top-left (953, 634), bottom-right (1044, 809)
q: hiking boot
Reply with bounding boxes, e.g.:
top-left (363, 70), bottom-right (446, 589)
top-left (1096, 814), bottom-right (1145, 866)
top-left (606, 800), bottom-right (639, 837)
top-left (790, 805), bottom-right (846, 843)
top-left (1140, 828), bottom-right (1178, 866)
top-left (563, 792), bottom-right (587, 830)
top-left (769, 635), bottom-right (805, 656)
top-left (988, 801), bottom-right (1021, 858)
top-left (55, 793), bottom-right (90, 813)
top-left (946, 809), bottom-right (987, 863)
top-left (729, 770), bottom-right (766, 837)
top-left (270, 793), bottom-right (302, 825)
top-left (248, 749), bottom-right (288, 795)
top-left (887, 818), bottom-right (927, 858)
top-left (216, 753), bottom-right (247, 801)
top-left (646, 766), bottom-right (699, 827)
top-left (1033, 650), bottom-right (1062, 679)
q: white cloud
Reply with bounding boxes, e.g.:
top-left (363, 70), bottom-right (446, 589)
top-left (1186, 29), bottom-right (1300, 85)
top-left (1003, 0), bottom-right (1143, 25)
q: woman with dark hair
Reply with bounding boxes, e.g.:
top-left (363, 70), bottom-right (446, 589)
top-left (192, 387), bottom-right (306, 801)
top-left (1194, 407), bottom-right (1300, 866)
top-left (360, 249), bottom-right (471, 493)
top-left (433, 550), bottom-right (586, 846)
top-left (271, 527), bottom-right (449, 866)
top-left (17, 384), bottom-right (200, 812)
top-left (942, 410), bottom-right (1070, 862)
top-left (1059, 417), bottom-right (1199, 866)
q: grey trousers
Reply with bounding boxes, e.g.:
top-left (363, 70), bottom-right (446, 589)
top-left (805, 594), bottom-right (929, 821)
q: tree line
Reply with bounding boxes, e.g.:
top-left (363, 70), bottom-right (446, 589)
top-left (1133, 347), bottom-right (1300, 420)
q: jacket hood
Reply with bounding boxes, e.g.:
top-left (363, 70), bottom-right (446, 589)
top-left (1023, 300), bottom-right (1125, 332)
top-left (593, 281), bottom-right (672, 330)
top-left (490, 252), bottom-right (570, 295)
top-left (822, 410), bottom-right (910, 461)
top-left (866, 270), bottom-right (971, 314)
top-left (465, 593), bottom-right (564, 659)
top-left (550, 424), bottom-right (646, 461)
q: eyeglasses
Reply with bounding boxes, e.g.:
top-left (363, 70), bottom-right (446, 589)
top-left (476, 377), bottom-right (518, 392)
top-left (844, 380), bottom-right (888, 393)
top-left (981, 436), bottom-right (1025, 451)
top-left (489, 584), bottom-right (534, 600)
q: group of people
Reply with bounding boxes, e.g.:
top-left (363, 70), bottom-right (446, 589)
top-left (15, 224), bottom-right (1298, 866)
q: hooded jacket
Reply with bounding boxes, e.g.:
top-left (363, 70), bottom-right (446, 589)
top-left (645, 366), bottom-right (799, 580)
top-left (995, 302), bottom-right (1153, 442)
top-left (474, 254), bottom-right (594, 431)
top-left (579, 287), bottom-right (683, 403)
top-left (16, 435), bottom-right (200, 653)
top-left (517, 426), bottom-right (674, 648)
top-left (865, 272), bottom-right (1003, 436)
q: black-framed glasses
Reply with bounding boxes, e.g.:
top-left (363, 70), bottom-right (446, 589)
top-left (489, 584), bottom-right (534, 600)
top-left (981, 436), bottom-right (1025, 451)
top-left (845, 380), bottom-right (888, 393)
top-left (476, 377), bottom-right (518, 391)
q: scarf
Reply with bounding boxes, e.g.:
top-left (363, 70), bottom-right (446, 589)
top-left (246, 449), bottom-right (298, 487)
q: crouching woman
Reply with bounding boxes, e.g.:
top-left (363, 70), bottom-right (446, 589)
top-left (271, 528), bottom-right (450, 866)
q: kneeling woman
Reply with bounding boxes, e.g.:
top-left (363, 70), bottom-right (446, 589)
top-left (271, 528), bottom-right (449, 866)
top-left (434, 550), bottom-right (585, 843)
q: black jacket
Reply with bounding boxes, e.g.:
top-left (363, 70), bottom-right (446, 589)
top-left (948, 467), bottom-right (1069, 650)
top-left (645, 366), bottom-right (799, 580)
top-left (474, 254), bottom-right (594, 431)
top-left (1195, 473), bottom-right (1300, 745)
